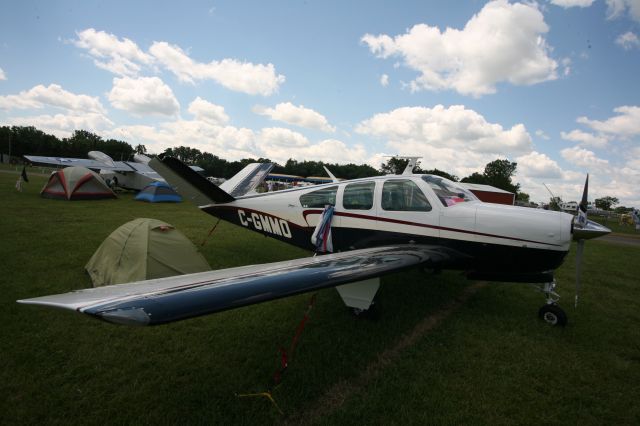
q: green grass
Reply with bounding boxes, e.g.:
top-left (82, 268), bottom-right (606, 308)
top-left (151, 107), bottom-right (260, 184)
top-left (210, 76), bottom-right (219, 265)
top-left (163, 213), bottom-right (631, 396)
top-left (2, 172), bottom-right (639, 425)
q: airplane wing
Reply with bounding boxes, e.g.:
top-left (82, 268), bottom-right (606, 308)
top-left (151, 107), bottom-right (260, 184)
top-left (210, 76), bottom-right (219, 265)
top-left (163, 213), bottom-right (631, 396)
top-left (18, 245), bottom-right (447, 326)
top-left (24, 155), bottom-right (134, 172)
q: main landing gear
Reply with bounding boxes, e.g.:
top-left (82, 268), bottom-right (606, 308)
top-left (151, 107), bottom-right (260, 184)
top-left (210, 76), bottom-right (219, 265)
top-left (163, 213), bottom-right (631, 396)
top-left (535, 279), bottom-right (567, 327)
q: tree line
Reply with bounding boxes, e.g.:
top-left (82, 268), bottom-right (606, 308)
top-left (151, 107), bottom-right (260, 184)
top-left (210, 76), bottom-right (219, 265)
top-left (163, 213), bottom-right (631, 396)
top-left (3, 125), bottom-right (630, 210)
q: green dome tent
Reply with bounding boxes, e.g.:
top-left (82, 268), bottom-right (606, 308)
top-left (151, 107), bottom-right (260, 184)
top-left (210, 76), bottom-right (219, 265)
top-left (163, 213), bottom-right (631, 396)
top-left (86, 218), bottom-right (210, 287)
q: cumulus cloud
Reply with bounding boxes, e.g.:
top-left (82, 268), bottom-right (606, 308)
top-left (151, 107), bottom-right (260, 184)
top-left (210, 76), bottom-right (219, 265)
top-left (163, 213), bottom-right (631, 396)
top-left (187, 97), bottom-right (229, 125)
top-left (149, 41), bottom-right (285, 96)
top-left (0, 83), bottom-right (105, 113)
top-left (560, 129), bottom-right (608, 148)
top-left (108, 76), bottom-right (180, 117)
top-left (71, 28), bottom-right (285, 96)
top-left (380, 74), bottom-right (389, 87)
top-left (606, 0), bottom-right (640, 22)
top-left (535, 129), bottom-right (550, 140)
top-left (253, 102), bottom-right (335, 132)
top-left (549, 0), bottom-right (595, 8)
top-left (561, 146), bottom-right (609, 168)
top-left (356, 104), bottom-right (532, 154)
top-left (73, 28), bottom-right (153, 76)
top-left (6, 113), bottom-right (114, 139)
top-left (516, 151), bottom-right (563, 178)
top-left (615, 31), bottom-right (640, 49)
top-left (0, 67), bottom-right (6, 80)
top-left (577, 105), bottom-right (640, 139)
top-left (361, 0), bottom-right (557, 96)
top-left (257, 128), bottom-right (368, 164)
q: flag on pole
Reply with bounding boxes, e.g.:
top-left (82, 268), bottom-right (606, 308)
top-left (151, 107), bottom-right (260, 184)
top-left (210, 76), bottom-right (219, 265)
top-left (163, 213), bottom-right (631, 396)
top-left (21, 165), bottom-right (29, 183)
top-left (311, 205), bottom-right (334, 253)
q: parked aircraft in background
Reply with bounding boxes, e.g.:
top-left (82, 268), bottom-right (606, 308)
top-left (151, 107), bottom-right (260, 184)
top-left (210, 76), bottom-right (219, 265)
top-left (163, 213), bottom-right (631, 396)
top-left (23, 151), bottom-right (204, 191)
top-left (19, 158), bottom-right (609, 328)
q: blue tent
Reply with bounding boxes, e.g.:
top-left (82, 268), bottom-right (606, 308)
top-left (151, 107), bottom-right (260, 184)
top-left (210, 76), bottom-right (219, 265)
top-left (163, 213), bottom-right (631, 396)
top-left (135, 181), bottom-right (182, 203)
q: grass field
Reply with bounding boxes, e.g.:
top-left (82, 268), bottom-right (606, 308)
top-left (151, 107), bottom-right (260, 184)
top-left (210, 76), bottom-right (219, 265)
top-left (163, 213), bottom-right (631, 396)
top-left (2, 170), bottom-right (639, 425)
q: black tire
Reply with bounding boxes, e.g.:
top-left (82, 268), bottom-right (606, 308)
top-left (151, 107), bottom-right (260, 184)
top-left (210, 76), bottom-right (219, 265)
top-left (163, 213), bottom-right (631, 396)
top-left (538, 304), bottom-right (568, 327)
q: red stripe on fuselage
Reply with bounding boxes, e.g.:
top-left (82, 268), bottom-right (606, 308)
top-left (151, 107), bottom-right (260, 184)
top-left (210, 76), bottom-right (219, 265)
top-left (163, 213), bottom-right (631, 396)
top-left (205, 205), bottom-right (561, 248)
top-left (303, 209), bottom-right (562, 247)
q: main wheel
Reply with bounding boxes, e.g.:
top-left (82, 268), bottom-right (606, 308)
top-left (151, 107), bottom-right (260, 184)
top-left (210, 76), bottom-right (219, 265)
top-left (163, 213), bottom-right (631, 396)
top-left (538, 304), bottom-right (567, 327)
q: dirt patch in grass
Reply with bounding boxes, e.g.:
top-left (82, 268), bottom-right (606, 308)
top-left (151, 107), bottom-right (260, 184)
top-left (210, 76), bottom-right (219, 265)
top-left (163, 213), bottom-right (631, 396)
top-left (285, 281), bottom-right (487, 425)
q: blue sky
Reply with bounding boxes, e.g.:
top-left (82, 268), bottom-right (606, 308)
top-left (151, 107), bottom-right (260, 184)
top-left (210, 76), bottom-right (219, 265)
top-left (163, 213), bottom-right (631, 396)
top-left (1, 0), bottom-right (639, 206)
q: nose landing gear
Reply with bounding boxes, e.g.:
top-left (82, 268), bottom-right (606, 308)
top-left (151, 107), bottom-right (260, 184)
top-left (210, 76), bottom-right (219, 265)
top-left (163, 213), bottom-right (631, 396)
top-left (535, 280), bottom-right (568, 327)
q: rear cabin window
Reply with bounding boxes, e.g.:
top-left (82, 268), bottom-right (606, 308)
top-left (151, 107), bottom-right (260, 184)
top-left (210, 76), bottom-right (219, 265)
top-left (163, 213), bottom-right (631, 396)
top-left (421, 175), bottom-right (478, 207)
top-left (299, 186), bottom-right (338, 208)
top-left (343, 182), bottom-right (375, 210)
top-left (381, 180), bottom-right (431, 212)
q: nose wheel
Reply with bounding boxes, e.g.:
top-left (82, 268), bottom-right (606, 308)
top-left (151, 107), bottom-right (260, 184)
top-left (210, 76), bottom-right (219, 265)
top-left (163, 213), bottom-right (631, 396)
top-left (535, 279), bottom-right (568, 327)
top-left (538, 304), bottom-right (567, 326)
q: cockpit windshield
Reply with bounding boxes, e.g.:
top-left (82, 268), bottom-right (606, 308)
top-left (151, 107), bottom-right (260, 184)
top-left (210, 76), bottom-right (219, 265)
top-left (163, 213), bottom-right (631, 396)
top-left (421, 175), bottom-right (478, 207)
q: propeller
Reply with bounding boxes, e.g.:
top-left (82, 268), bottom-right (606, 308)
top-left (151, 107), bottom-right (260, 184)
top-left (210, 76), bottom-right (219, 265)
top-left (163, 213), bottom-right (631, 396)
top-left (574, 175), bottom-right (588, 308)
top-left (572, 174), bottom-right (611, 307)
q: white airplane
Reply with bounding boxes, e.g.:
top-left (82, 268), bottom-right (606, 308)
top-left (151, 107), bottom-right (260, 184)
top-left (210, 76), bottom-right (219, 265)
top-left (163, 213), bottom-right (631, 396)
top-left (18, 157), bottom-right (610, 327)
top-left (22, 151), bottom-right (207, 191)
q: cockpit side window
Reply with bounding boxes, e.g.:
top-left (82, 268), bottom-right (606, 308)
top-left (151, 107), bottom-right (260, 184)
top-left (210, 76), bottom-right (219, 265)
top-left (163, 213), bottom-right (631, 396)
top-left (299, 185), bottom-right (338, 208)
top-left (343, 182), bottom-right (375, 210)
top-left (381, 180), bottom-right (431, 212)
top-left (421, 175), bottom-right (478, 207)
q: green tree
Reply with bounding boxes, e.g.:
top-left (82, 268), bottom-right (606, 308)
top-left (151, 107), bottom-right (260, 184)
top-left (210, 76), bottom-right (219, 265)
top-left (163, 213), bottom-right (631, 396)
top-left (516, 192), bottom-right (530, 203)
top-left (135, 144), bottom-right (147, 155)
top-left (462, 159), bottom-right (520, 194)
top-left (595, 196), bottom-right (619, 211)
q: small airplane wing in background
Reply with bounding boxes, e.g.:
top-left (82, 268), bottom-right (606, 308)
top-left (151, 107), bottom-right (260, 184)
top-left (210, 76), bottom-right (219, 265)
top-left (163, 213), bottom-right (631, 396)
top-left (18, 245), bottom-right (447, 326)
top-left (23, 155), bottom-right (135, 172)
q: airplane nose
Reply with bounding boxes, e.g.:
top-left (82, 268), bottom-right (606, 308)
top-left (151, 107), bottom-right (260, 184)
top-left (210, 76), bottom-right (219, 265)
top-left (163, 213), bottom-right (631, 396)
top-left (572, 219), bottom-right (611, 241)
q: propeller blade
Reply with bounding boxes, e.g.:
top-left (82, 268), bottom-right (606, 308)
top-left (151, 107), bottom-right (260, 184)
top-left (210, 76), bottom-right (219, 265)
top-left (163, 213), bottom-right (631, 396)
top-left (575, 239), bottom-right (585, 308)
top-left (576, 174), bottom-right (589, 228)
top-left (574, 174), bottom-right (596, 308)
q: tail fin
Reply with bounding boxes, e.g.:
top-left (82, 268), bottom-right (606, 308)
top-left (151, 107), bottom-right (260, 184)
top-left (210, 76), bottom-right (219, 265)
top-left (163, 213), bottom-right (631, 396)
top-left (149, 157), bottom-right (235, 205)
top-left (219, 162), bottom-right (274, 197)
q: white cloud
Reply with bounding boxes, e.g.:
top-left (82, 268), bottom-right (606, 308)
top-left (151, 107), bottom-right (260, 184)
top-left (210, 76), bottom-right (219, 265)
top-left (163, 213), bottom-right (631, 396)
top-left (561, 146), bottom-right (609, 168)
top-left (549, 0), bottom-right (595, 8)
top-left (253, 102), bottom-right (335, 132)
top-left (258, 128), bottom-right (368, 164)
top-left (187, 97), bottom-right (229, 125)
top-left (108, 76), bottom-right (180, 117)
top-left (6, 113), bottom-right (114, 139)
top-left (380, 74), bottom-right (389, 87)
top-left (0, 67), bottom-right (6, 80)
top-left (516, 151), bottom-right (563, 178)
top-left (535, 129), bottom-right (550, 140)
top-left (73, 28), bottom-right (153, 77)
top-left (615, 31), bottom-right (640, 49)
top-left (149, 41), bottom-right (285, 96)
top-left (606, 0), bottom-right (640, 22)
top-left (361, 0), bottom-right (557, 97)
top-left (577, 105), bottom-right (640, 139)
top-left (0, 83), bottom-right (105, 113)
top-left (356, 104), bottom-right (532, 154)
top-left (560, 129), bottom-right (608, 148)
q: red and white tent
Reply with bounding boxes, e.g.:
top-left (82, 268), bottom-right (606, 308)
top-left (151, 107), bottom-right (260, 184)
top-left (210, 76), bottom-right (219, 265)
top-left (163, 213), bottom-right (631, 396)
top-left (41, 166), bottom-right (116, 200)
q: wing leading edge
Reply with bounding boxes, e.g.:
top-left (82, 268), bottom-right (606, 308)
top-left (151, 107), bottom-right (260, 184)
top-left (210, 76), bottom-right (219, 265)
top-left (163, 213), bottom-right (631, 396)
top-left (18, 245), bottom-right (446, 326)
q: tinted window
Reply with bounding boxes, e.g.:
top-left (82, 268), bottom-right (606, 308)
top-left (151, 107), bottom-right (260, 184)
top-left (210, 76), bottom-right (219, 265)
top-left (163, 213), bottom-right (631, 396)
top-left (382, 180), bottom-right (431, 212)
top-left (343, 182), bottom-right (375, 210)
top-left (299, 185), bottom-right (338, 208)
top-left (421, 175), bottom-right (478, 207)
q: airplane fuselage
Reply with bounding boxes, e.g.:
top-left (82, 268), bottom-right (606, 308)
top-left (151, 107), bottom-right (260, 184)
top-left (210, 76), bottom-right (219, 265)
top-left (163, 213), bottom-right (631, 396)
top-left (202, 174), bottom-right (574, 281)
